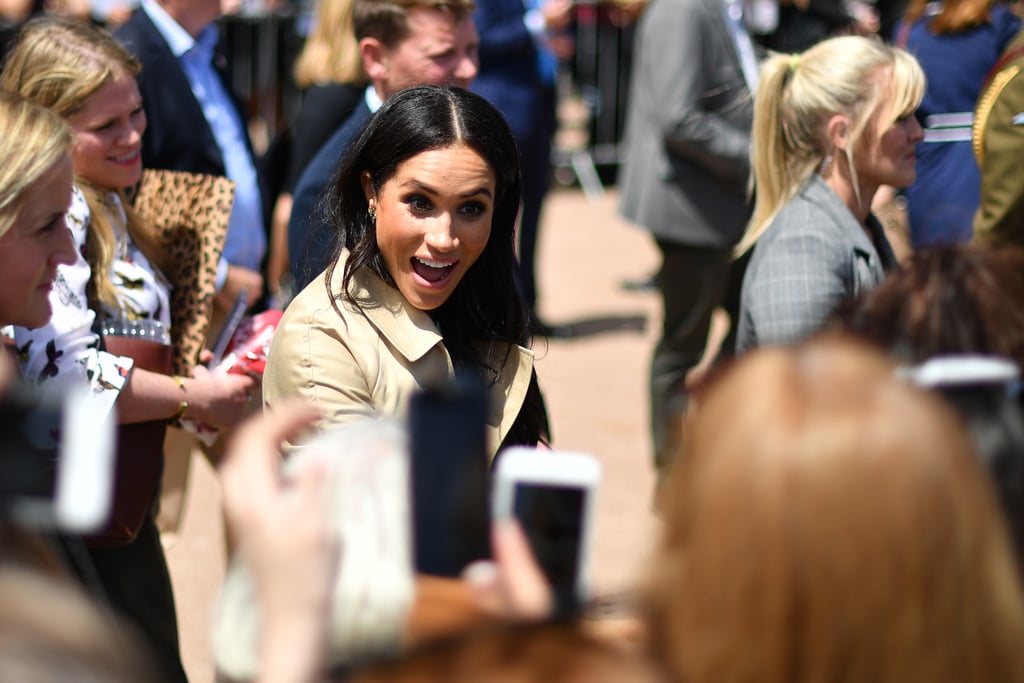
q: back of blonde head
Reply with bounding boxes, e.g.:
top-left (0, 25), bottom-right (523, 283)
top-left (735, 36), bottom-right (925, 255)
top-left (648, 335), bottom-right (1024, 683)
top-left (0, 90), bottom-right (71, 238)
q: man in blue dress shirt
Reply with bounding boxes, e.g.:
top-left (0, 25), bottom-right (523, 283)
top-left (118, 0), bottom-right (269, 326)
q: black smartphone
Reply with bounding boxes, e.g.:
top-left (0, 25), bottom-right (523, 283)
top-left (407, 376), bottom-right (491, 576)
top-left (208, 289), bottom-right (249, 367)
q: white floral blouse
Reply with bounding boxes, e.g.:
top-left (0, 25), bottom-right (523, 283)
top-left (7, 187), bottom-right (172, 418)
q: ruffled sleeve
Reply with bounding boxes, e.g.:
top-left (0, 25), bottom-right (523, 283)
top-left (12, 186), bottom-right (134, 419)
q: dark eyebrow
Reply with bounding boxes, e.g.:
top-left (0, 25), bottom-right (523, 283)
top-left (404, 179), bottom-right (493, 200)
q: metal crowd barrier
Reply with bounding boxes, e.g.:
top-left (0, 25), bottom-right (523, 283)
top-left (560, 0), bottom-right (639, 193)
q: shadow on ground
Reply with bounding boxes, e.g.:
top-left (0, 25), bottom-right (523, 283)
top-left (543, 313), bottom-right (648, 340)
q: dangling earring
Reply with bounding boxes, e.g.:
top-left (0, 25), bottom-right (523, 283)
top-left (819, 153), bottom-right (833, 175)
top-left (368, 204), bottom-right (376, 221)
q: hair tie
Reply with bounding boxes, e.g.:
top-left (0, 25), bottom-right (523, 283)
top-left (789, 54), bottom-right (800, 72)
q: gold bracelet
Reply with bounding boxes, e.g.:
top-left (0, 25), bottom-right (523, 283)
top-left (171, 375), bottom-right (187, 420)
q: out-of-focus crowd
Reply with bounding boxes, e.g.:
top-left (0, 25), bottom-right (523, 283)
top-left (1, 0), bottom-right (1024, 678)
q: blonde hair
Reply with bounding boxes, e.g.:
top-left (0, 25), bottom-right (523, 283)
top-left (0, 90), bottom-right (72, 239)
top-left (0, 16), bottom-right (169, 313)
top-left (735, 36), bottom-right (926, 256)
top-left (648, 334), bottom-right (1024, 683)
top-left (0, 567), bottom-right (154, 682)
top-left (293, 0), bottom-right (366, 88)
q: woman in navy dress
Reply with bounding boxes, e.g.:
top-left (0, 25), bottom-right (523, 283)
top-left (896, 0), bottom-right (1020, 249)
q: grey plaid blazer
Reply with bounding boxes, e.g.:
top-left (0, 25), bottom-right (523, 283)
top-left (736, 175), bottom-right (898, 352)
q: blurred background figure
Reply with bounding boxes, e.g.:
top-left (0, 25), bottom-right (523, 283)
top-left (214, 417), bottom-right (411, 681)
top-left (471, 0), bottom-right (574, 335)
top-left (901, 355), bottom-right (1024, 571)
top-left (766, 0), bottom-right (880, 52)
top-left (972, 25), bottom-right (1024, 249)
top-left (117, 0), bottom-right (270, 332)
top-left (265, 0), bottom-right (366, 303)
top-left (647, 334), bottom-right (1024, 683)
top-left (735, 36), bottom-right (924, 352)
top-left (617, 0), bottom-right (756, 476)
top-left (895, 0), bottom-right (1020, 249)
top-left (834, 245), bottom-right (1024, 563)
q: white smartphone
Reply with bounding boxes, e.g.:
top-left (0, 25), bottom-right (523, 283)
top-left (0, 381), bottom-right (115, 534)
top-left (492, 447), bottom-right (601, 612)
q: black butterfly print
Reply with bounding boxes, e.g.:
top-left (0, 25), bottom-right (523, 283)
top-left (40, 340), bottom-right (63, 379)
top-left (16, 339), bottom-right (32, 365)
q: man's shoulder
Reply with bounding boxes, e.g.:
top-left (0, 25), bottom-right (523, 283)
top-left (115, 8), bottom-right (175, 71)
top-left (115, 9), bottom-right (156, 46)
top-left (298, 102), bottom-right (370, 192)
top-left (339, 100), bottom-right (372, 135)
top-left (643, 0), bottom-right (718, 22)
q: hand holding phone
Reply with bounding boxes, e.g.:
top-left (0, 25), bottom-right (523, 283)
top-left (491, 447), bottom-right (601, 614)
top-left (0, 381), bottom-right (115, 534)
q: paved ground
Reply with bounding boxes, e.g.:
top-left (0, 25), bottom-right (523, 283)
top-left (162, 186), bottom-right (664, 682)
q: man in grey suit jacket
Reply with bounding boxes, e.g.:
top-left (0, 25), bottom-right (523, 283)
top-left (619, 0), bottom-right (756, 474)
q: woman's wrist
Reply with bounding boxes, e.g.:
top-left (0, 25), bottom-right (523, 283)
top-left (171, 374), bottom-right (190, 421)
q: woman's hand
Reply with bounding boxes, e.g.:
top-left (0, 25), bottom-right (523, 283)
top-left (219, 401), bottom-right (334, 683)
top-left (462, 519), bottom-right (554, 620)
top-left (184, 365), bottom-right (257, 429)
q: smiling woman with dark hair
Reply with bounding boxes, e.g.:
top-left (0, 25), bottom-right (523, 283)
top-left (265, 85), bottom-right (549, 456)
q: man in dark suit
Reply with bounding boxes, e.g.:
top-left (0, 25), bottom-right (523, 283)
top-left (287, 0), bottom-right (479, 291)
top-left (618, 0), bottom-right (757, 476)
top-left (117, 0), bottom-right (268, 324)
top-left (471, 0), bottom-right (572, 334)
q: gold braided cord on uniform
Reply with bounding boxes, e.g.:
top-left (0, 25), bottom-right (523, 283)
top-left (974, 65), bottom-right (1020, 165)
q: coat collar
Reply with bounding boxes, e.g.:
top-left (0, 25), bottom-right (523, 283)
top-left (327, 251), bottom-right (536, 452)
top-left (330, 255), bottom-right (445, 365)
top-left (801, 174), bottom-right (898, 272)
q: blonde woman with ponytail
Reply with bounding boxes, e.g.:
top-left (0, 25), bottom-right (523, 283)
top-left (734, 36), bottom-right (926, 353)
top-left (1, 17), bottom-right (255, 683)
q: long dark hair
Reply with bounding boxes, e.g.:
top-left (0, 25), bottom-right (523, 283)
top-left (323, 85), bottom-right (548, 446)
